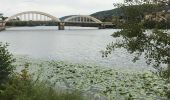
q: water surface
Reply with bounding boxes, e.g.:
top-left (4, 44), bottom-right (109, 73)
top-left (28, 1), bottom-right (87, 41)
top-left (0, 26), bottom-right (149, 70)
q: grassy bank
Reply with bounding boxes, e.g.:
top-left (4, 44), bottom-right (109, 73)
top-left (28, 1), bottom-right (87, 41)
top-left (13, 56), bottom-right (170, 100)
top-left (0, 76), bottom-right (84, 100)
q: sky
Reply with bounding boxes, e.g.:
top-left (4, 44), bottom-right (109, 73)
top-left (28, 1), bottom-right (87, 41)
top-left (0, 0), bottom-right (123, 18)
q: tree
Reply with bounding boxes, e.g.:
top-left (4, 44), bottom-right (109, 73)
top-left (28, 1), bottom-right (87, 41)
top-left (0, 43), bottom-right (15, 87)
top-left (0, 14), bottom-right (3, 21)
top-left (103, 0), bottom-right (170, 79)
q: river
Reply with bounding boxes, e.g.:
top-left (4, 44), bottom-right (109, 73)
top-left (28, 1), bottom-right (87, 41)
top-left (0, 26), bottom-right (149, 70)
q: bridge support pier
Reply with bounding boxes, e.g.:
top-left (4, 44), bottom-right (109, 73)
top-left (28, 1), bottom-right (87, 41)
top-left (58, 22), bottom-right (65, 30)
top-left (99, 23), bottom-right (106, 29)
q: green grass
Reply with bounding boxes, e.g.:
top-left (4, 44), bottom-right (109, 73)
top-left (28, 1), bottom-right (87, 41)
top-left (1, 81), bottom-right (84, 100)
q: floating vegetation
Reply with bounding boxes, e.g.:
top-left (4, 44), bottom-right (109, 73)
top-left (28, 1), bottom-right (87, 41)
top-left (14, 56), bottom-right (170, 100)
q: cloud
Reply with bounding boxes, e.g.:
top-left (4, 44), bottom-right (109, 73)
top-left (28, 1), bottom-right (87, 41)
top-left (0, 0), bottom-right (123, 18)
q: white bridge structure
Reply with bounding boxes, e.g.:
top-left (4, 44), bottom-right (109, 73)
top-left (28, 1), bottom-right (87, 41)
top-left (5, 11), bottom-right (60, 22)
top-left (63, 15), bottom-right (102, 23)
top-left (0, 11), bottom-right (114, 30)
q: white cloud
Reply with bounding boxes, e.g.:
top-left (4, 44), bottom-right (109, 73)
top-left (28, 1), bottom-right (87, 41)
top-left (0, 0), bottom-right (123, 18)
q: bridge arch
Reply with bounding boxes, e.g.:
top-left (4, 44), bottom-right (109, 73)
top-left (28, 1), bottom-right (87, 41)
top-left (4, 11), bottom-right (60, 25)
top-left (63, 15), bottom-right (102, 23)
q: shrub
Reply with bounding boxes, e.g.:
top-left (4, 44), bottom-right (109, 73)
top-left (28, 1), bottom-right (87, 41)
top-left (0, 66), bottom-right (84, 100)
top-left (0, 43), bottom-right (15, 86)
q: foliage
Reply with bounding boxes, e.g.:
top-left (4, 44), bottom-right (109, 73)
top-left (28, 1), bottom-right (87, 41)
top-left (104, 29), bottom-right (170, 68)
top-left (143, 21), bottom-right (170, 29)
top-left (0, 14), bottom-right (8, 21)
top-left (0, 65), bottom-right (84, 100)
top-left (0, 43), bottom-right (15, 86)
top-left (13, 57), bottom-right (170, 99)
top-left (103, 0), bottom-right (170, 80)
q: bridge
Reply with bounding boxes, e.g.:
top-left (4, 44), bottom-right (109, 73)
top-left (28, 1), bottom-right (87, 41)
top-left (0, 11), bottom-right (114, 31)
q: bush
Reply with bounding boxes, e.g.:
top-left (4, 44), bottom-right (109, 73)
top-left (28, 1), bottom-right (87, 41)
top-left (0, 66), bottom-right (84, 100)
top-left (0, 43), bottom-right (15, 86)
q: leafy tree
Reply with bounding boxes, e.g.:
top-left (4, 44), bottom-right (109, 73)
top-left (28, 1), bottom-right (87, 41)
top-left (103, 0), bottom-right (170, 79)
top-left (0, 43), bottom-right (15, 87)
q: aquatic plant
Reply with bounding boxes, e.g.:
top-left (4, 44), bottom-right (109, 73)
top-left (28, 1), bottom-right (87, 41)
top-left (14, 56), bottom-right (170, 99)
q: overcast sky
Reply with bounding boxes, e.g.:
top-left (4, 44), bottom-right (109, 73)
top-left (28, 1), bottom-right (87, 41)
top-left (0, 0), bottom-right (123, 18)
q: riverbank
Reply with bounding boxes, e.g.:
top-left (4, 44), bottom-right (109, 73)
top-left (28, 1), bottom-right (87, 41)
top-left (14, 56), bottom-right (170, 99)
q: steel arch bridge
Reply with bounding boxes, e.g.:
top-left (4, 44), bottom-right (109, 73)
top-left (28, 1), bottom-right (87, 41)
top-left (0, 11), bottom-right (113, 30)
top-left (63, 15), bottom-right (102, 23)
top-left (5, 11), bottom-right (60, 22)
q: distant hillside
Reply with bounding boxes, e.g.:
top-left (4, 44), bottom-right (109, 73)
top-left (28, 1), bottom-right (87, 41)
top-left (91, 4), bottom-right (164, 22)
top-left (60, 15), bottom-right (76, 21)
top-left (91, 8), bottom-right (123, 21)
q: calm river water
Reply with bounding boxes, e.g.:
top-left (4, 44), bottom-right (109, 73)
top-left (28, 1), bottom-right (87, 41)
top-left (0, 26), bottom-right (149, 70)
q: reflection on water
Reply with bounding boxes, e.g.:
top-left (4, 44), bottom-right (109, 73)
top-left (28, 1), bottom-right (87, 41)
top-left (0, 26), bottom-right (149, 70)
